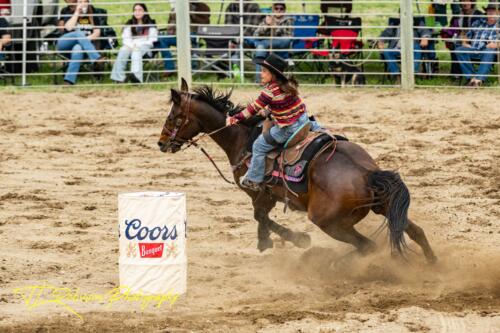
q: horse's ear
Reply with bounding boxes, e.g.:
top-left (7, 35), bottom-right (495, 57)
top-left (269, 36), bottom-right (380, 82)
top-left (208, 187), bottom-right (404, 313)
top-left (170, 89), bottom-right (181, 105)
top-left (180, 78), bottom-right (189, 92)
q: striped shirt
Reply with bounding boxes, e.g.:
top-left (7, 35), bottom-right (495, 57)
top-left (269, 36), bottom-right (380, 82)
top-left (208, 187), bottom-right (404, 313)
top-left (467, 19), bottom-right (499, 50)
top-left (233, 81), bottom-right (306, 127)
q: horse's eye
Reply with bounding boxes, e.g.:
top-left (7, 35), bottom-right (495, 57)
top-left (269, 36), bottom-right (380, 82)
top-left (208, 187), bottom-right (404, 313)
top-left (175, 118), bottom-right (183, 126)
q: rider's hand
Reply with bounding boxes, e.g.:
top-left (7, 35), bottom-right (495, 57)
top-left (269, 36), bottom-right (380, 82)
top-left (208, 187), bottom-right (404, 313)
top-left (257, 109), bottom-right (268, 118)
top-left (226, 116), bottom-right (239, 126)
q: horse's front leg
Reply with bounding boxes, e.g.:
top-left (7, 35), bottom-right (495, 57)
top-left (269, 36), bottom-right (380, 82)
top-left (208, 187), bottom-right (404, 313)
top-left (254, 209), bottom-right (274, 252)
top-left (252, 193), bottom-right (275, 252)
top-left (252, 193), bottom-right (311, 251)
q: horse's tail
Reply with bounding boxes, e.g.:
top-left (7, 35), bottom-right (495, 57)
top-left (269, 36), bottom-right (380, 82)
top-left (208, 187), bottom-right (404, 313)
top-left (368, 170), bottom-right (410, 254)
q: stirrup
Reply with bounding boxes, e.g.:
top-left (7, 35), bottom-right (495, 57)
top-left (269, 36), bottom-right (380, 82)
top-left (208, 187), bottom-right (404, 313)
top-left (240, 177), bottom-right (261, 192)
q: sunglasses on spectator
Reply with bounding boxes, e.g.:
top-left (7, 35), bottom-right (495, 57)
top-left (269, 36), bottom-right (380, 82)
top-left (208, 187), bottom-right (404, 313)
top-left (273, 6), bottom-right (285, 11)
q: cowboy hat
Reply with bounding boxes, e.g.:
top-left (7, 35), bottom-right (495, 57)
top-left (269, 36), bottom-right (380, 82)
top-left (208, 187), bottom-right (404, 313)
top-left (254, 53), bottom-right (288, 82)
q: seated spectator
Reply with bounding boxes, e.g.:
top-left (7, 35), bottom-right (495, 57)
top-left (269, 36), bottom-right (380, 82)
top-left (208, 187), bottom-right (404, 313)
top-left (252, 1), bottom-right (294, 83)
top-left (441, 0), bottom-right (483, 76)
top-left (111, 3), bottom-right (157, 83)
top-left (225, 0), bottom-right (263, 78)
top-left (156, 1), bottom-right (210, 76)
top-left (377, 16), bottom-right (432, 81)
top-left (455, 3), bottom-right (499, 86)
top-left (57, 0), bottom-right (106, 85)
top-left (0, 16), bottom-right (11, 62)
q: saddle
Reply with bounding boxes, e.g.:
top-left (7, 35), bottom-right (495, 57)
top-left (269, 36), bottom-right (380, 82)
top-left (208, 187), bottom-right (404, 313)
top-left (246, 120), bottom-right (347, 193)
top-left (264, 131), bottom-right (323, 176)
top-left (264, 132), bottom-right (335, 193)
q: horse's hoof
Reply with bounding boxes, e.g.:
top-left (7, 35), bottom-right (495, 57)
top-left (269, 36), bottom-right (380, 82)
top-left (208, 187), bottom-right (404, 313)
top-left (257, 238), bottom-right (273, 252)
top-left (426, 255), bottom-right (438, 265)
top-left (331, 250), bottom-right (360, 269)
top-left (293, 232), bottom-right (311, 249)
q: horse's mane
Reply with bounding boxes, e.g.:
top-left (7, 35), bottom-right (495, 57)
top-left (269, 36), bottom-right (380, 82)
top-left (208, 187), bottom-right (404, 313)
top-left (192, 85), bottom-right (244, 116)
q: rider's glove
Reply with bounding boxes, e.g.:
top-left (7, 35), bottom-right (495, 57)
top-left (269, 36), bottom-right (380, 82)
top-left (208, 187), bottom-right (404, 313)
top-left (226, 116), bottom-right (239, 126)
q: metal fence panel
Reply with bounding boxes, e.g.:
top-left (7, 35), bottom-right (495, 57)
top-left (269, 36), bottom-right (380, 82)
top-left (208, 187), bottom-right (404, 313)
top-left (0, 0), bottom-right (498, 89)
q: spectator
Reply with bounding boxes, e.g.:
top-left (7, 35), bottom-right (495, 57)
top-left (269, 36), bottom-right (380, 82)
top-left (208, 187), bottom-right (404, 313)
top-left (378, 17), bottom-right (432, 81)
top-left (0, 16), bottom-right (11, 62)
top-left (441, 0), bottom-right (483, 76)
top-left (111, 3), bottom-right (158, 83)
top-left (455, 3), bottom-right (499, 86)
top-left (252, 1), bottom-right (294, 83)
top-left (225, 0), bottom-right (262, 37)
top-left (156, 1), bottom-right (210, 76)
top-left (57, 0), bottom-right (106, 85)
top-left (225, 0), bottom-right (263, 79)
top-left (423, 0), bottom-right (463, 27)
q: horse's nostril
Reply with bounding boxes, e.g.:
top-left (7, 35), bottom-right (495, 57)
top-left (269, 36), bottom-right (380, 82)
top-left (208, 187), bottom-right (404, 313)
top-left (157, 141), bottom-right (163, 148)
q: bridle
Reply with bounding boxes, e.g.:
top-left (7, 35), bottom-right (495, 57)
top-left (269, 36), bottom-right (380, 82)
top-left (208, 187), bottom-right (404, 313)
top-left (162, 93), bottom-right (193, 148)
top-left (161, 93), bottom-right (235, 184)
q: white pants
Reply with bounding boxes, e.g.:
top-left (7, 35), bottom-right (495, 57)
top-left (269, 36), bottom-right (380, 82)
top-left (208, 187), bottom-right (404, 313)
top-left (111, 45), bottom-right (152, 83)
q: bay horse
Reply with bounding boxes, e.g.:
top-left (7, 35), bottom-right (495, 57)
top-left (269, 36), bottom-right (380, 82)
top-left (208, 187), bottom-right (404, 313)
top-left (157, 79), bottom-right (437, 263)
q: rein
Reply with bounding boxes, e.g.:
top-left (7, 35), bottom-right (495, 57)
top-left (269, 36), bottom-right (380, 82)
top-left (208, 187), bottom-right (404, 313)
top-left (181, 123), bottom-right (232, 151)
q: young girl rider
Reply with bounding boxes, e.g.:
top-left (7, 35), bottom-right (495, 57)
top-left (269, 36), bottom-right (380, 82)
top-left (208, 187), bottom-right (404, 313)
top-left (226, 53), bottom-right (321, 191)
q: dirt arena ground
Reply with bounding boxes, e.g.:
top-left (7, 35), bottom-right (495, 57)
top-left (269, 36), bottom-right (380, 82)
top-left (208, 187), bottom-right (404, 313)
top-left (0, 88), bottom-right (499, 332)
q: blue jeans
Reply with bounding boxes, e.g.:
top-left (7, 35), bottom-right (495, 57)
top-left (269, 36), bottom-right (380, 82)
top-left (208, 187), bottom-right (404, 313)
top-left (0, 52), bottom-right (5, 61)
top-left (156, 35), bottom-right (176, 71)
top-left (455, 46), bottom-right (496, 82)
top-left (56, 30), bottom-right (101, 84)
top-left (425, 41), bottom-right (437, 60)
top-left (253, 38), bottom-right (291, 82)
top-left (247, 113), bottom-right (319, 183)
top-left (156, 35), bottom-right (198, 71)
top-left (230, 37), bottom-right (257, 64)
top-left (383, 42), bottom-right (424, 75)
top-left (110, 45), bottom-right (152, 83)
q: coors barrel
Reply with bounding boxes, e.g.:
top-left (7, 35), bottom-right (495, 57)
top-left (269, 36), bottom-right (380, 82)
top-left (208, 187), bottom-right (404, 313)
top-left (118, 192), bottom-right (187, 295)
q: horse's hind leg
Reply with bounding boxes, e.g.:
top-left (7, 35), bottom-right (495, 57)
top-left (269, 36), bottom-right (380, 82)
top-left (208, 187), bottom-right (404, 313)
top-left (320, 222), bottom-right (377, 255)
top-left (405, 219), bottom-right (437, 263)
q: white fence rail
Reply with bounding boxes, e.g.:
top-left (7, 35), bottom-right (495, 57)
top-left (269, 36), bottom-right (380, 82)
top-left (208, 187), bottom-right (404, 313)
top-left (0, 0), bottom-right (498, 89)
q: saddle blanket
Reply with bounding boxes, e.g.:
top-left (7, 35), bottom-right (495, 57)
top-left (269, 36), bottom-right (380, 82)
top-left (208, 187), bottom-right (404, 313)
top-left (264, 133), bottom-right (335, 193)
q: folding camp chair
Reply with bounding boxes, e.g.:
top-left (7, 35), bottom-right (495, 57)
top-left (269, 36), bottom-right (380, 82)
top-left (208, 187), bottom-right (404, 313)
top-left (413, 16), bottom-right (439, 78)
top-left (142, 50), bottom-right (163, 83)
top-left (291, 15), bottom-right (320, 73)
top-left (193, 25), bottom-right (240, 79)
top-left (308, 16), bottom-right (365, 85)
top-left (0, 48), bottom-right (14, 85)
top-left (320, 0), bottom-right (352, 17)
top-left (292, 14), bottom-right (320, 54)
